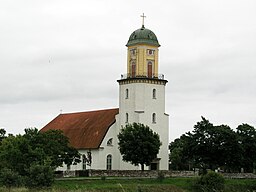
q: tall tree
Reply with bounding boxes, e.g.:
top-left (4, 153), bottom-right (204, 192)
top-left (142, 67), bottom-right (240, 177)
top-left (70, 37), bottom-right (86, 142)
top-left (237, 124), bottom-right (256, 172)
top-left (169, 117), bottom-right (241, 172)
top-left (169, 134), bottom-right (193, 170)
top-left (118, 123), bottom-right (161, 171)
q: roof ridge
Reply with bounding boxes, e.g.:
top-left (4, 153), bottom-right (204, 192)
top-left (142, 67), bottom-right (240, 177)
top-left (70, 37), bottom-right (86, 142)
top-left (60, 108), bottom-right (119, 115)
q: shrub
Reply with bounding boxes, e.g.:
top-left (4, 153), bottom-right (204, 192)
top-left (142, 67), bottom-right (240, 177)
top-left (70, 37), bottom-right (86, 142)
top-left (192, 171), bottom-right (225, 192)
top-left (157, 171), bottom-right (165, 182)
top-left (25, 164), bottom-right (54, 189)
top-left (101, 176), bottom-right (106, 181)
top-left (0, 168), bottom-right (23, 188)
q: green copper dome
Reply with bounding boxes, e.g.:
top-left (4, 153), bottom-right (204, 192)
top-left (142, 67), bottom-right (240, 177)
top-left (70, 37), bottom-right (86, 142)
top-left (126, 25), bottom-right (160, 47)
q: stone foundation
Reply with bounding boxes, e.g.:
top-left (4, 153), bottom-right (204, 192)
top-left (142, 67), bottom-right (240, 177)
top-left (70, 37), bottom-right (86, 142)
top-left (55, 170), bottom-right (256, 179)
top-left (222, 173), bottom-right (256, 179)
top-left (56, 170), bottom-right (198, 178)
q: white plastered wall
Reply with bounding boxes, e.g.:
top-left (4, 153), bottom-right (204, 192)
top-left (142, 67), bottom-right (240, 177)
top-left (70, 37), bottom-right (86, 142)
top-left (118, 81), bottom-right (169, 170)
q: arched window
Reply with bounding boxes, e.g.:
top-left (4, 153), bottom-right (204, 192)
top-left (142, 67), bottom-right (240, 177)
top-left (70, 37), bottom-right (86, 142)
top-left (147, 61), bottom-right (153, 78)
top-left (131, 61), bottom-right (136, 78)
top-left (153, 89), bottom-right (156, 99)
top-left (106, 154), bottom-right (112, 170)
top-left (125, 113), bottom-right (129, 123)
top-left (125, 89), bottom-right (129, 99)
top-left (152, 113), bottom-right (156, 123)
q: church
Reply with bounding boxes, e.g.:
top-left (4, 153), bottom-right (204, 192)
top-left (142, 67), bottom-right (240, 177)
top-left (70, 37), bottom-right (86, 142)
top-left (41, 20), bottom-right (169, 171)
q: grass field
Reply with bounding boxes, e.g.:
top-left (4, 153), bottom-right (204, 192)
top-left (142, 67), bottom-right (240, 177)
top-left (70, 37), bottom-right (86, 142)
top-left (1, 177), bottom-right (256, 192)
top-left (54, 177), bottom-right (190, 192)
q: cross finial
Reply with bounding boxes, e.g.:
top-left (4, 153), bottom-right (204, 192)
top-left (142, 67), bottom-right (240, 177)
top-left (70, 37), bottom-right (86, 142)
top-left (141, 13), bottom-right (146, 28)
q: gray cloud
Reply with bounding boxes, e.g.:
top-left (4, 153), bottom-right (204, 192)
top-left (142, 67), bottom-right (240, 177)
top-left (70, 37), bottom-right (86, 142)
top-left (0, 0), bottom-right (256, 141)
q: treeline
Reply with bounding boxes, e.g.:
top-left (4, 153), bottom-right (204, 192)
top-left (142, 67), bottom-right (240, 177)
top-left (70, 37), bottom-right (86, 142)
top-left (169, 117), bottom-right (256, 173)
top-left (0, 128), bottom-right (80, 189)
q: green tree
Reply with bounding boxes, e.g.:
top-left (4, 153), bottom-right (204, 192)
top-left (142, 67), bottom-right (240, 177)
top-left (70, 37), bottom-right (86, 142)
top-left (118, 123), bottom-right (161, 171)
top-left (0, 128), bottom-right (81, 187)
top-left (0, 135), bottom-right (28, 174)
top-left (169, 134), bottom-right (193, 170)
top-left (169, 117), bottom-right (241, 172)
top-left (0, 128), bottom-right (6, 143)
top-left (237, 124), bottom-right (256, 172)
top-left (24, 128), bottom-right (81, 168)
top-left (192, 118), bottom-right (241, 171)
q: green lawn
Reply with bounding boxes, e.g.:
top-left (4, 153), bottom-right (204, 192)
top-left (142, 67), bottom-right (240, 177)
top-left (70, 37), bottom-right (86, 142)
top-left (53, 177), bottom-right (256, 192)
top-left (54, 177), bottom-right (187, 192)
top-left (1, 177), bottom-right (256, 192)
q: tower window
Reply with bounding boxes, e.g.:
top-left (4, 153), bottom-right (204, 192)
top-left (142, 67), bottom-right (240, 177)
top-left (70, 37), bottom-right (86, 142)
top-left (147, 61), bottom-right (153, 78)
top-left (106, 154), bottom-right (112, 170)
top-left (152, 113), bottom-right (156, 123)
top-left (147, 49), bottom-right (155, 55)
top-left (125, 113), bottom-right (129, 123)
top-left (130, 49), bottom-right (136, 56)
top-left (125, 89), bottom-right (129, 99)
top-left (131, 61), bottom-right (136, 78)
top-left (153, 89), bottom-right (156, 99)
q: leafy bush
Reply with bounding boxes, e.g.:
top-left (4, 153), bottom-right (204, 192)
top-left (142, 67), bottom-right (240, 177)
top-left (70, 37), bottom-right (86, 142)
top-left (157, 171), bottom-right (165, 182)
top-left (0, 168), bottom-right (23, 188)
top-left (25, 164), bottom-right (54, 189)
top-left (192, 171), bottom-right (225, 192)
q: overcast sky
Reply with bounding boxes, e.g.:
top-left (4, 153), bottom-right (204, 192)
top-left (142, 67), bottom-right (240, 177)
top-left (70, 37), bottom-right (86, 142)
top-left (1, 0), bottom-right (256, 141)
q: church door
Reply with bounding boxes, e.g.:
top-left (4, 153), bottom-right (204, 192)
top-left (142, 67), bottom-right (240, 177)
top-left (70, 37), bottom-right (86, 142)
top-left (150, 163), bottom-right (158, 170)
top-left (150, 158), bottom-right (160, 170)
top-left (147, 61), bottom-right (152, 78)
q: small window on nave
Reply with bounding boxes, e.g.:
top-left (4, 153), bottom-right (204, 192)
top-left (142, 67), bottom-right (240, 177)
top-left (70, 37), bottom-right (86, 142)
top-left (125, 113), bottom-right (129, 123)
top-left (152, 113), bottom-right (156, 124)
top-left (107, 138), bottom-right (113, 146)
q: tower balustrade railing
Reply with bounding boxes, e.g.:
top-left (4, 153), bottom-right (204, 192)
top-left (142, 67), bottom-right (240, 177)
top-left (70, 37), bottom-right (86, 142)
top-left (120, 73), bottom-right (164, 80)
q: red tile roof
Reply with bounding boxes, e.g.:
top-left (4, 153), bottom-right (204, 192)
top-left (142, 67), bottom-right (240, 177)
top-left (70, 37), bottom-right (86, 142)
top-left (41, 108), bottom-right (119, 149)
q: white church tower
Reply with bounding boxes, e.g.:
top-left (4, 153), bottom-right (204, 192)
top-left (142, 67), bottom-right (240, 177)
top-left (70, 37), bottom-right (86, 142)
top-left (117, 19), bottom-right (169, 170)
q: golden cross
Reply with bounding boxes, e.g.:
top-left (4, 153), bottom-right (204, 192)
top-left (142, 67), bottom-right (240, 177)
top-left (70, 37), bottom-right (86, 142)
top-left (141, 13), bottom-right (146, 27)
